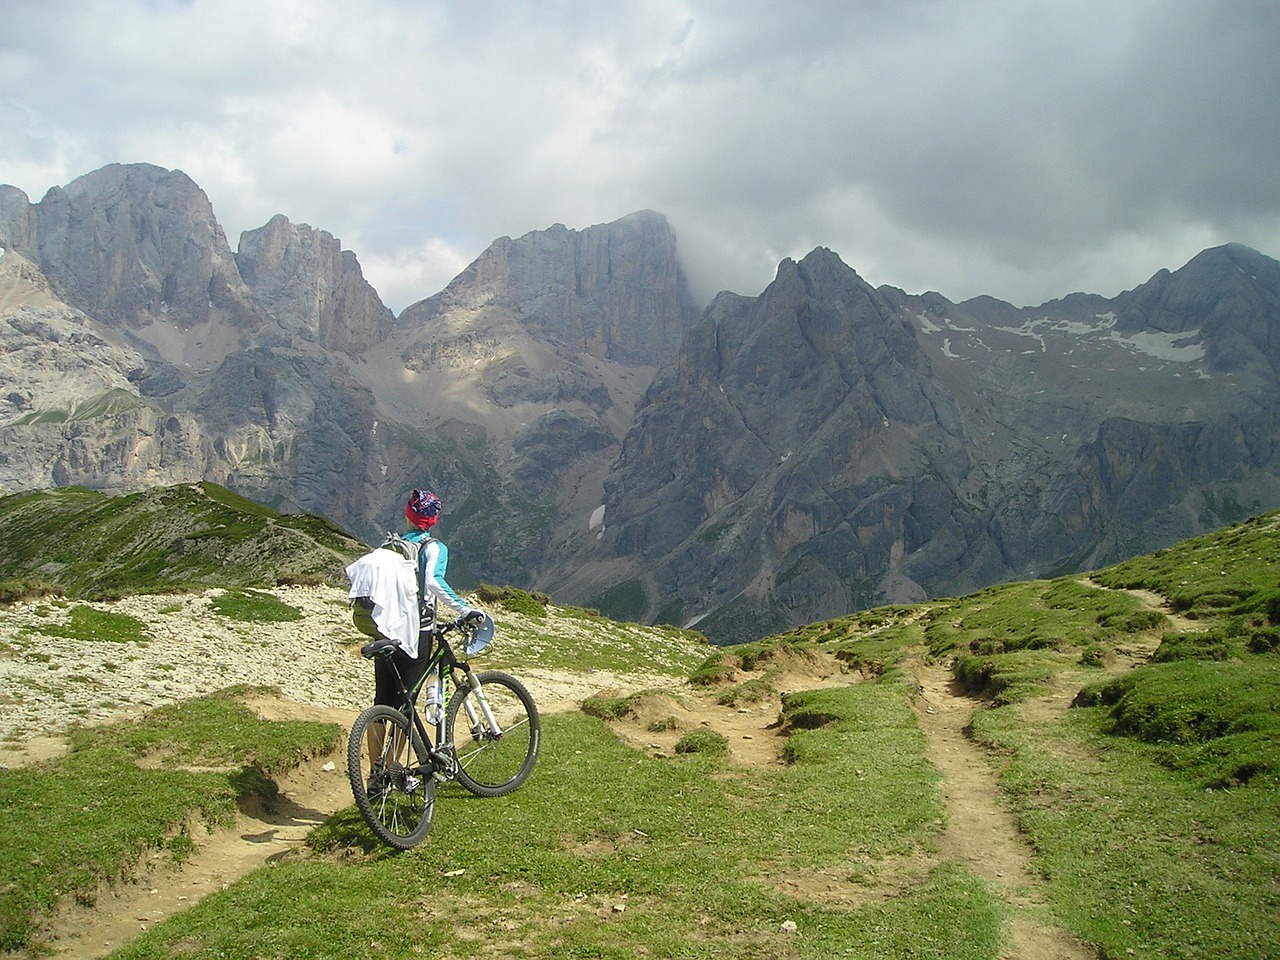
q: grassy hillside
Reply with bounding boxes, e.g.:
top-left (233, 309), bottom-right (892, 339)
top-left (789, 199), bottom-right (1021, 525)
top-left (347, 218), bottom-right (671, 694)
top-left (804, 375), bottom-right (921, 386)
top-left (0, 482), bottom-right (366, 600)
top-left (1, 502), bottom-right (1277, 957)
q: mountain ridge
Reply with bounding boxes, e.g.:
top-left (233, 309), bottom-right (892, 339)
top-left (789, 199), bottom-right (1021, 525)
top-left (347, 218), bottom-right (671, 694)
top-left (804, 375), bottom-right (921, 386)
top-left (2, 162), bottom-right (1279, 641)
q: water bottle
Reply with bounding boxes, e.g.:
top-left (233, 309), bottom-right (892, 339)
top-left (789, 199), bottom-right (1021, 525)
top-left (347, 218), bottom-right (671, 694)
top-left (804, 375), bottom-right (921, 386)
top-left (424, 671), bottom-right (442, 724)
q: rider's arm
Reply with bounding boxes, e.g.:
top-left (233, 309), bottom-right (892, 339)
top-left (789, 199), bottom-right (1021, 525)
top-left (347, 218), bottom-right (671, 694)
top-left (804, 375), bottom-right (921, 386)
top-left (420, 538), bottom-right (472, 619)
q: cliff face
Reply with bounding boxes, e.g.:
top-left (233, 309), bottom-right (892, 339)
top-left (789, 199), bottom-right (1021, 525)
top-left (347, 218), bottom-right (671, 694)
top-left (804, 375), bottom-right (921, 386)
top-left (0, 165), bottom-right (408, 535)
top-left (236, 214), bottom-right (395, 353)
top-left (400, 210), bottom-right (692, 368)
top-left (565, 244), bottom-right (1280, 640)
top-left (12, 164), bottom-right (255, 330)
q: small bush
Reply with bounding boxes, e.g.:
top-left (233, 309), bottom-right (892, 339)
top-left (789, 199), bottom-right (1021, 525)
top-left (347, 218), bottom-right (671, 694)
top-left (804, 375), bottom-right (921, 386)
top-left (211, 589), bottom-right (303, 623)
top-left (674, 728), bottom-right (728, 756)
top-left (580, 692), bottom-right (632, 721)
top-left (1266, 590), bottom-right (1280, 626)
top-left (499, 588), bottom-right (547, 618)
top-left (954, 656), bottom-right (1001, 695)
top-left (1119, 610), bottom-right (1169, 632)
top-left (0, 579), bottom-right (63, 606)
top-left (715, 678), bottom-right (773, 706)
top-left (1247, 627), bottom-right (1280, 654)
top-left (475, 584), bottom-right (548, 618)
top-left (275, 572), bottom-right (323, 587)
top-left (688, 652), bottom-right (739, 687)
top-left (1152, 631), bottom-right (1232, 663)
top-left (1080, 644), bottom-right (1108, 667)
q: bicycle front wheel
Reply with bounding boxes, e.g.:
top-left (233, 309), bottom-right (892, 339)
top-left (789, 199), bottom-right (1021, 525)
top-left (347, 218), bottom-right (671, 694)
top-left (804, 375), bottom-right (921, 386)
top-left (347, 705), bottom-right (436, 849)
top-left (445, 671), bottom-right (540, 797)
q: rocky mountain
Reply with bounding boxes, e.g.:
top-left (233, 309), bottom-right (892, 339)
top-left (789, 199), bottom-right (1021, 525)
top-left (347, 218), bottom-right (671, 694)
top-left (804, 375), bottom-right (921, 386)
top-left (562, 244), bottom-right (1280, 640)
top-left (0, 163), bottom-right (695, 591)
top-left (2, 162), bottom-right (1279, 643)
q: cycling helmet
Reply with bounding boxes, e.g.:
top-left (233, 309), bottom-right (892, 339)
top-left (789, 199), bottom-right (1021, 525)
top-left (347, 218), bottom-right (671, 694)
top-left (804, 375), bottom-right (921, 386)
top-left (405, 489), bottom-right (442, 530)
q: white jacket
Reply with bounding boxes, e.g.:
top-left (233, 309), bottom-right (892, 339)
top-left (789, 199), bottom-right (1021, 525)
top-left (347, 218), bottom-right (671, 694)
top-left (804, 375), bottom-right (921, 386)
top-left (345, 548), bottom-right (421, 656)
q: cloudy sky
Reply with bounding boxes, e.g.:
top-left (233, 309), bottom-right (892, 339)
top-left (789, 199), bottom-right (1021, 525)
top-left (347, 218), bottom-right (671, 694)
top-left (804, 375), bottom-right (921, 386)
top-left (3, 0), bottom-right (1278, 313)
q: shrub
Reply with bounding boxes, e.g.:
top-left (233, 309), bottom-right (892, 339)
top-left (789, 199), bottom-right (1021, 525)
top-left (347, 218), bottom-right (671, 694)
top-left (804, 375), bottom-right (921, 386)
top-left (1266, 590), bottom-right (1280, 626)
top-left (1247, 627), bottom-right (1280, 654)
top-left (715, 678), bottom-right (773, 706)
top-left (499, 588), bottom-right (547, 618)
top-left (211, 589), bottom-right (303, 623)
top-left (1151, 631), bottom-right (1232, 663)
top-left (1120, 610), bottom-right (1169, 632)
top-left (580, 692), bottom-right (632, 721)
top-left (688, 651), bottom-right (739, 687)
top-left (275, 572), bottom-right (323, 587)
top-left (0, 579), bottom-right (63, 606)
top-left (1080, 644), bottom-right (1108, 667)
top-left (475, 584), bottom-right (548, 618)
top-left (674, 728), bottom-right (728, 756)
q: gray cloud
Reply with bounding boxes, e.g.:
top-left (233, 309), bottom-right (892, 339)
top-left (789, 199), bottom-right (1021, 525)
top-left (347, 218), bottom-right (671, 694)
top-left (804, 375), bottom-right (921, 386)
top-left (2, 0), bottom-right (1278, 312)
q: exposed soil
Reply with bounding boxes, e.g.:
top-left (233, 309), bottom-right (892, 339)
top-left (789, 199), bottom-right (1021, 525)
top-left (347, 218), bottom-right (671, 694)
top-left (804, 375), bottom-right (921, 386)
top-left (41, 702), bottom-right (358, 960)
top-left (5, 584), bottom-right (1177, 959)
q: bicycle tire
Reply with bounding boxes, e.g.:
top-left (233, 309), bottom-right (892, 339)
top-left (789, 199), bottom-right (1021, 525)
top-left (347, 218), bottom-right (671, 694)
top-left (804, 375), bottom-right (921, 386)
top-left (347, 704), bottom-right (436, 849)
top-left (444, 670), bottom-right (540, 797)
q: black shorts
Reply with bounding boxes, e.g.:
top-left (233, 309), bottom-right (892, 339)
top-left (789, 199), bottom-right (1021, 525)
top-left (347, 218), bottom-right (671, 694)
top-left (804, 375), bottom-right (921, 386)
top-left (373, 643), bottom-right (433, 706)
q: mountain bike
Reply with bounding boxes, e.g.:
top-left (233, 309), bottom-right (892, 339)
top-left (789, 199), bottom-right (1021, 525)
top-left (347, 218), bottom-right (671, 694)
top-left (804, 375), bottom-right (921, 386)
top-left (346, 613), bottom-right (540, 850)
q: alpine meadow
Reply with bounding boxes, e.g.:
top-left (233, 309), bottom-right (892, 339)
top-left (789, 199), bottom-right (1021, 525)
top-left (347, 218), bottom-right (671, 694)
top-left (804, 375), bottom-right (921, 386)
top-left (1, 488), bottom-right (1277, 958)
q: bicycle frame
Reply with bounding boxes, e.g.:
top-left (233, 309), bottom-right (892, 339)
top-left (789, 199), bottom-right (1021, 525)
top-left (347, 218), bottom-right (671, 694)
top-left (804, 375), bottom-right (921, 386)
top-left (364, 620), bottom-right (506, 783)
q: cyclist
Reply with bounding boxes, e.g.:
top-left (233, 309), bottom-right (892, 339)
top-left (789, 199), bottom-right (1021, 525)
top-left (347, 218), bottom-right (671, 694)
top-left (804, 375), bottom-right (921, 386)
top-left (372, 489), bottom-right (484, 710)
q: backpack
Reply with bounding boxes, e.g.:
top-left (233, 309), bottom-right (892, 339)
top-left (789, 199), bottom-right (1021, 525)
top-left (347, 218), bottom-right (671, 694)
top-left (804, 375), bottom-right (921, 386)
top-left (376, 531), bottom-right (438, 629)
top-left (379, 530), bottom-right (425, 570)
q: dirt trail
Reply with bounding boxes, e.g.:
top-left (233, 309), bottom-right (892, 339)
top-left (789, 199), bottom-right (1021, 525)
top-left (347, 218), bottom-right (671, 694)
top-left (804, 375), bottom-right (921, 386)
top-left (27, 684), bottom-right (601, 959)
top-left (605, 648), bottom-right (1095, 959)
top-left (911, 662), bottom-right (1094, 960)
top-left (32, 701), bottom-right (357, 960)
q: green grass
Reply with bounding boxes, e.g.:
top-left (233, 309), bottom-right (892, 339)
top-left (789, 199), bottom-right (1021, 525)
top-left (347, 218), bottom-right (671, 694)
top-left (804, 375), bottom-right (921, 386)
top-left (972, 694), bottom-right (1280, 958)
top-left (4, 505), bottom-right (1280, 957)
top-left (483, 602), bottom-right (709, 677)
top-left (1094, 510), bottom-right (1280, 619)
top-left (1077, 658), bottom-right (1280, 787)
top-left (25, 603), bottom-right (149, 643)
top-left (210, 588), bottom-right (304, 622)
top-left (0, 689), bottom-right (341, 951)
top-left (673, 727), bottom-right (728, 755)
top-left (0, 482), bottom-right (366, 601)
top-left (114, 696), bottom-right (997, 960)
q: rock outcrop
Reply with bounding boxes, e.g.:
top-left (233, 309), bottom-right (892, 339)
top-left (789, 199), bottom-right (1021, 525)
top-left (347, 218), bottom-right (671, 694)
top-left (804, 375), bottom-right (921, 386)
top-left (0, 165), bottom-right (696, 577)
top-left (236, 214), bottom-right (394, 353)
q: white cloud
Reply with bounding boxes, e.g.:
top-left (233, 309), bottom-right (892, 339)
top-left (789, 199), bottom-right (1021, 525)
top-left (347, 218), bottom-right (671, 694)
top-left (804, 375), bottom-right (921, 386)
top-left (2, 0), bottom-right (1278, 312)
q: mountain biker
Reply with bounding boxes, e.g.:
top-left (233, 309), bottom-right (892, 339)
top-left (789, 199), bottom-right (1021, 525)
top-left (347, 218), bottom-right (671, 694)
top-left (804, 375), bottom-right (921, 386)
top-left (372, 489), bottom-right (484, 709)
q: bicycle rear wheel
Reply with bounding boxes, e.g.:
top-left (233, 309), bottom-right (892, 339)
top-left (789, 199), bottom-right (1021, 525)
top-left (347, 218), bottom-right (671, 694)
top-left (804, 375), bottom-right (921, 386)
top-left (444, 670), bottom-right (540, 797)
top-left (347, 705), bottom-right (436, 849)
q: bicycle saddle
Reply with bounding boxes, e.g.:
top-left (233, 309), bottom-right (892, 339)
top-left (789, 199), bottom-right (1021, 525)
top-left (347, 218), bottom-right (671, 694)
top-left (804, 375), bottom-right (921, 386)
top-left (360, 638), bottom-right (400, 659)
